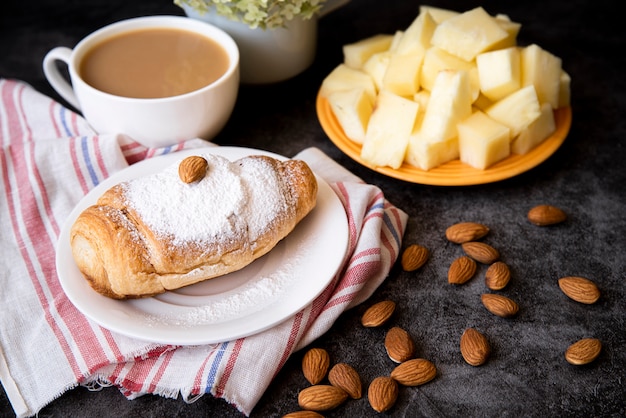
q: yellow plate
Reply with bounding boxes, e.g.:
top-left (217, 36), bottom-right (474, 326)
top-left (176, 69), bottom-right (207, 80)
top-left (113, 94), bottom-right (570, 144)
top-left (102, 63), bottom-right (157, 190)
top-left (317, 93), bottom-right (572, 186)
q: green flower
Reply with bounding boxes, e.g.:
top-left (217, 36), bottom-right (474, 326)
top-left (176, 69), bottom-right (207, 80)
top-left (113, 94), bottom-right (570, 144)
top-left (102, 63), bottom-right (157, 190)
top-left (175, 0), bottom-right (327, 29)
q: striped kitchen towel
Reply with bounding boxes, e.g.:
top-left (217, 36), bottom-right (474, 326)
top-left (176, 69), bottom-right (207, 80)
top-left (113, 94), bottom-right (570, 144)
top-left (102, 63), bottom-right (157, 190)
top-left (0, 79), bottom-right (408, 417)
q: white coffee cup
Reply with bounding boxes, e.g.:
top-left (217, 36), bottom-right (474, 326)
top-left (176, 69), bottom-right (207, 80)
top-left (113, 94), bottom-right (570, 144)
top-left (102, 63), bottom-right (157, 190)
top-left (43, 16), bottom-right (240, 148)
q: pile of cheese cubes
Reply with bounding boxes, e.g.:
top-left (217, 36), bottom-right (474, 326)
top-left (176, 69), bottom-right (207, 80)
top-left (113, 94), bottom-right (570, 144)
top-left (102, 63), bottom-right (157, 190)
top-left (320, 5), bottom-right (570, 171)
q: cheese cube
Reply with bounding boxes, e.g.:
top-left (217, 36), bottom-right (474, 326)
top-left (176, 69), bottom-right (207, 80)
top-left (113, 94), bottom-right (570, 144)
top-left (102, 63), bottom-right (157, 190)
top-left (320, 64), bottom-right (377, 103)
top-left (559, 70), bottom-right (571, 108)
top-left (490, 14), bottom-right (521, 50)
top-left (406, 133), bottom-right (459, 171)
top-left (343, 34), bottom-right (394, 70)
top-left (458, 111), bottom-right (511, 169)
top-left (419, 69), bottom-right (473, 143)
top-left (361, 90), bottom-right (419, 169)
top-left (418, 5), bottom-right (460, 23)
top-left (362, 51), bottom-right (392, 91)
top-left (382, 52), bottom-right (424, 97)
top-left (327, 88), bottom-right (373, 144)
top-left (485, 85), bottom-right (541, 138)
top-left (521, 44), bottom-right (563, 109)
top-left (511, 102), bottom-right (556, 154)
top-left (420, 47), bottom-right (480, 101)
top-left (405, 69), bottom-right (472, 170)
top-left (476, 47), bottom-right (521, 101)
top-left (431, 7), bottom-right (509, 61)
top-left (394, 10), bottom-right (437, 55)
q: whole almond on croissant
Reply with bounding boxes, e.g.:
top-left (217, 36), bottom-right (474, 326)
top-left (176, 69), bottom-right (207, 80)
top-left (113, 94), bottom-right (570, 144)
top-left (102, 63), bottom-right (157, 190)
top-left (178, 155), bottom-right (208, 183)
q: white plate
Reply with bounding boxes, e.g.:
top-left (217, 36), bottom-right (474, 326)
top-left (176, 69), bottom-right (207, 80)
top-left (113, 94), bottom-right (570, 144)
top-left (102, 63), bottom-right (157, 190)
top-left (56, 147), bottom-right (349, 345)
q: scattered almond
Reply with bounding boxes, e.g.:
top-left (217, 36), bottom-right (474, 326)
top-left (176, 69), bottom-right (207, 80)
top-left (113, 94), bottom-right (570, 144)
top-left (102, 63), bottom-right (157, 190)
top-left (565, 338), bottom-right (602, 365)
top-left (558, 276), bottom-right (600, 304)
top-left (401, 244), bottom-right (429, 271)
top-left (367, 376), bottom-right (398, 413)
top-left (462, 242), bottom-right (500, 264)
top-left (178, 155), bottom-right (208, 183)
top-left (283, 411), bottom-right (325, 418)
top-left (460, 328), bottom-right (491, 366)
top-left (390, 358), bottom-right (437, 386)
top-left (302, 348), bottom-right (330, 385)
top-left (298, 385), bottom-right (348, 411)
top-left (361, 300), bottom-right (396, 327)
top-left (527, 204), bottom-right (567, 226)
top-left (448, 256), bottom-right (477, 284)
top-left (485, 261), bottom-right (511, 290)
top-left (328, 363), bottom-right (362, 399)
top-left (446, 222), bottom-right (490, 243)
top-left (384, 326), bottom-right (416, 363)
top-left (481, 293), bottom-right (519, 318)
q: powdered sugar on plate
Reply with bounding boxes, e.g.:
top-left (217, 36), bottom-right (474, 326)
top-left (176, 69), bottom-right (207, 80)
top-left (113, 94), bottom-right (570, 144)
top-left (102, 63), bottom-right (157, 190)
top-left (141, 241), bottom-right (309, 327)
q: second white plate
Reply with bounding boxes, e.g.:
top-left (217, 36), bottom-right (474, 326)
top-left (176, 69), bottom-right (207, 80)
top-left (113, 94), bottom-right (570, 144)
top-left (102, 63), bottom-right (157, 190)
top-left (56, 146), bottom-right (349, 345)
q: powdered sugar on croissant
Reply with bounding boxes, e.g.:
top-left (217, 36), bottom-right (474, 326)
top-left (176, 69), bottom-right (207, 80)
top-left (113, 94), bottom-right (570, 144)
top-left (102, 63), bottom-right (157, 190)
top-left (70, 153), bottom-right (317, 299)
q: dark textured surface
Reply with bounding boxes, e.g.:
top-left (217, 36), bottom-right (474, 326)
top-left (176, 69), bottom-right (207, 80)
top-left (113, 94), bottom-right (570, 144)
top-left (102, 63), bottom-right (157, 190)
top-left (1, 0), bottom-right (625, 417)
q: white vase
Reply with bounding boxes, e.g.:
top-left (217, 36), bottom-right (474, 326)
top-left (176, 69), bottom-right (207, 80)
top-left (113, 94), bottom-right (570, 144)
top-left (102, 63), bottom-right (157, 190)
top-left (182, 1), bottom-right (349, 84)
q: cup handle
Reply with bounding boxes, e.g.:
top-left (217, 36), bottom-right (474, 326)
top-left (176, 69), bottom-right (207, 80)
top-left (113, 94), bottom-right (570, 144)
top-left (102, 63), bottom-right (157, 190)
top-left (319, 0), bottom-right (350, 18)
top-left (43, 47), bottom-right (81, 110)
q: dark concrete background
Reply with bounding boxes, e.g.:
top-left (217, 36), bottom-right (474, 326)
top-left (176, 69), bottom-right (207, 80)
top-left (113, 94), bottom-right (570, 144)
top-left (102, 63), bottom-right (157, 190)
top-left (1, 0), bottom-right (625, 416)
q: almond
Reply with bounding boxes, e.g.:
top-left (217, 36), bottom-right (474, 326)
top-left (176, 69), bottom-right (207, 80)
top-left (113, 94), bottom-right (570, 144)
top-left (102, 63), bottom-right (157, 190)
top-left (460, 328), bottom-right (491, 366)
top-left (527, 204), bottom-right (567, 226)
top-left (485, 261), bottom-right (511, 290)
top-left (361, 300), bottom-right (396, 327)
top-left (302, 348), bottom-right (330, 385)
top-left (328, 363), bottom-right (362, 399)
top-left (385, 326), bottom-right (416, 363)
top-left (481, 293), bottom-right (519, 318)
top-left (448, 256), bottom-right (477, 285)
top-left (445, 222), bottom-right (490, 243)
top-left (178, 155), bottom-right (208, 183)
top-left (390, 358), bottom-right (437, 386)
top-left (565, 338), bottom-right (602, 365)
top-left (401, 244), bottom-right (429, 271)
top-left (367, 376), bottom-right (398, 413)
top-left (283, 411), bottom-right (325, 418)
top-left (558, 276), bottom-right (600, 304)
top-left (462, 242), bottom-right (500, 264)
top-left (298, 385), bottom-right (348, 411)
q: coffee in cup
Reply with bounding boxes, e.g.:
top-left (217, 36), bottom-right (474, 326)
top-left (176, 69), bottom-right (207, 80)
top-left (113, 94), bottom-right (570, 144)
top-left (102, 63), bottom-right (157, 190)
top-left (43, 16), bottom-right (240, 148)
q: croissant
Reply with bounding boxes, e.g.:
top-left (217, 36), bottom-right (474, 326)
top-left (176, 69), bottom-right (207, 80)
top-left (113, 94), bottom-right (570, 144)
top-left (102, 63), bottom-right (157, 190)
top-left (69, 153), bottom-right (318, 299)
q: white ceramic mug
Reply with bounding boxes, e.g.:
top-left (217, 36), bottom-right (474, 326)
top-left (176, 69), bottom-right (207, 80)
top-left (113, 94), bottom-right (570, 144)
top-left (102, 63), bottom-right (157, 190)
top-left (43, 16), bottom-right (240, 148)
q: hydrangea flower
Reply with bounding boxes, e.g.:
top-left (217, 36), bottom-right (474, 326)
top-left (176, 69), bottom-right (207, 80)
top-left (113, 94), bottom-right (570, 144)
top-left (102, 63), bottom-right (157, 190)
top-left (175, 0), bottom-right (326, 29)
